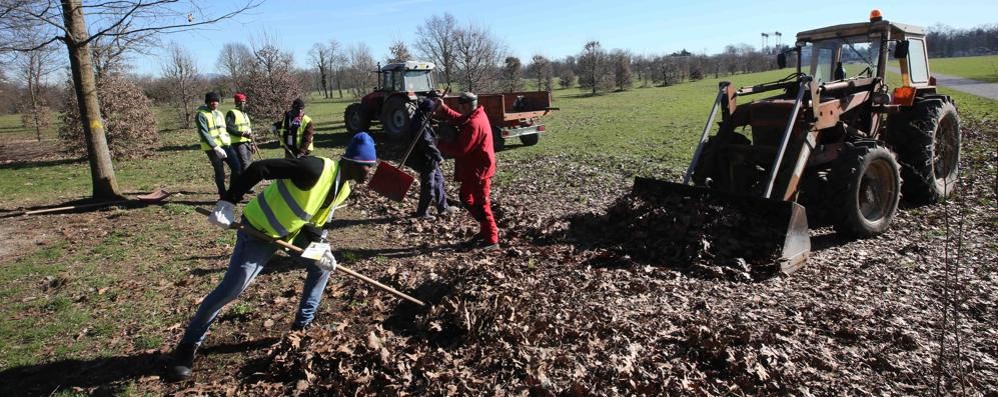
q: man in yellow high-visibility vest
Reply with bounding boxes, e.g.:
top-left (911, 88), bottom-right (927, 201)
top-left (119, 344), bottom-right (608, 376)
top-left (197, 92), bottom-right (242, 198)
top-left (169, 132), bottom-right (378, 381)
top-left (271, 98), bottom-right (314, 158)
top-left (226, 92), bottom-right (254, 171)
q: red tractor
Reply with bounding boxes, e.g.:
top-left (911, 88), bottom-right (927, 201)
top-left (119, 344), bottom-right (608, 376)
top-left (344, 60), bottom-right (558, 148)
top-left (344, 61), bottom-right (438, 139)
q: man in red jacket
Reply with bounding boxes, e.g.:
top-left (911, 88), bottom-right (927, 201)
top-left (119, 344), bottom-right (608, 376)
top-left (434, 92), bottom-right (499, 250)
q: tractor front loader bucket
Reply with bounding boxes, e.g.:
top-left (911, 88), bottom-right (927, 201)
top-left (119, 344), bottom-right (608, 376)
top-left (631, 177), bottom-right (809, 274)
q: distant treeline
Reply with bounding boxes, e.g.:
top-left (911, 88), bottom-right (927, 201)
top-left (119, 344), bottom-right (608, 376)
top-left (926, 24), bottom-right (998, 58)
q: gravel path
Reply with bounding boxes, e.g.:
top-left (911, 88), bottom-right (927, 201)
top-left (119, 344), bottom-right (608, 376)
top-left (888, 66), bottom-right (998, 100)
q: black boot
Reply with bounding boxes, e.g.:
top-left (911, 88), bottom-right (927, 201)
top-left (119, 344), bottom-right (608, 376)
top-left (168, 342), bottom-right (198, 381)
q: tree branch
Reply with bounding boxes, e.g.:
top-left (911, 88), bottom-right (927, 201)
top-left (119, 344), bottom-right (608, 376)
top-left (85, 0), bottom-right (262, 45)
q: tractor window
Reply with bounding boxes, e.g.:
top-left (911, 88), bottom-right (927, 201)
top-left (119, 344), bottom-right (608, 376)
top-left (839, 40), bottom-right (879, 78)
top-left (403, 70), bottom-right (434, 92)
top-left (814, 47), bottom-right (834, 83)
top-left (907, 39), bottom-right (929, 83)
top-left (382, 72), bottom-right (393, 91)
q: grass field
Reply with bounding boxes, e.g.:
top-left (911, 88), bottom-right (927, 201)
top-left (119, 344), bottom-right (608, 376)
top-left (0, 63), bottom-right (995, 395)
top-left (929, 54), bottom-right (998, 83)
top-left (2, 58), bottom-right (995, 208)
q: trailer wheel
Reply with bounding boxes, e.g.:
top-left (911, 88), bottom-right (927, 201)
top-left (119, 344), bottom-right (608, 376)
top-left (519, 133), bottom-right (539, 146)
top-left (831, 142), bottom-right (901, 238)
top-left (380, 96), bottom-right (415, 140)
top-left (885, 97), bottom-right (961, 204)
top-left (344, 103), bottom-right (369, 134)
top-left (492, 127), bottom-right (506, 151)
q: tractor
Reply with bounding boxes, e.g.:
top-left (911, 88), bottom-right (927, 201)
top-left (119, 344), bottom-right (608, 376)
top-left (634, 10), bottom-right (961, 273)
top-left (344, 61), bottom-right (437, 139)
top-left (344, 60), bottom-right (559, 148)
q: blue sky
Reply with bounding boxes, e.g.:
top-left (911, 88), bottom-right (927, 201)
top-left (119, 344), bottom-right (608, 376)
top-left (135, 0), bottom-right (998, 76)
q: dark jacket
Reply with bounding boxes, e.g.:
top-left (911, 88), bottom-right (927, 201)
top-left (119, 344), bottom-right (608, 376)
top-left (404, 108), bottom-right (444, 173)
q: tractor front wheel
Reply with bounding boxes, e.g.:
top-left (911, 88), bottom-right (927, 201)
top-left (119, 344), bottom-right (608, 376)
top-left (344, 103), bottom-right (369, 134)
top-left (380, 96), bottom-right (415, 140)
top-left (832, 142), bottom-right (901, 238)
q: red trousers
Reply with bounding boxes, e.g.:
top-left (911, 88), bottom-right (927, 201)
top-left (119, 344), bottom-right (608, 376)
top-left (458, 177), bottom-right (499, 244)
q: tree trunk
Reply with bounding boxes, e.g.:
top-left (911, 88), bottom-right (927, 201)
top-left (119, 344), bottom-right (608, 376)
top-left (335, 70), bottom-right (343, 98)
top-left (61, 0), bottom-right (123, 200)
top-left (28, 70), bottom-right (41, 141)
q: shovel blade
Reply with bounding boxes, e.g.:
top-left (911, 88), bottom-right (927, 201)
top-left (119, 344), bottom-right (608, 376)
top-left (369, 161), bottom-right (414, 202)
top-left (632, 177), bottom-right (810, 273)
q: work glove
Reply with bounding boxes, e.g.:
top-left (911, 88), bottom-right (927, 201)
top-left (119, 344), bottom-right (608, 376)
top-left (212, 146), bottom-right (227, 159)
top-left (244, 131), bottom-right (254, 139)
top-left (208, 200), bottom-right (235, 229)
top-left (317, 249), bottom-right (337, 272)
top-left (269, 125), bottom-right (277, 134)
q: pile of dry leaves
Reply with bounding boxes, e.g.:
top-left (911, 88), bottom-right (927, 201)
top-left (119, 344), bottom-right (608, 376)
top-left (226, 124), bottom-right (996, 395)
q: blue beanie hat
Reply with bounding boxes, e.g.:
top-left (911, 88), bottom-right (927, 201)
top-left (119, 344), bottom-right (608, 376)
top-left (342, 132), bottom-right (377, 165)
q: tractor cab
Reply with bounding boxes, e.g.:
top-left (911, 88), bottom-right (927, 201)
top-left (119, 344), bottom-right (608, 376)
top-left (377, 61), bottom-right (436, 94)
top-left (790, 10), bottom-right (931, 101)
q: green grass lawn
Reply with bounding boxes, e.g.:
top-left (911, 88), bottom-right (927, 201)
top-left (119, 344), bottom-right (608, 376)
top-left (928, 55), bottom-right (998, 83)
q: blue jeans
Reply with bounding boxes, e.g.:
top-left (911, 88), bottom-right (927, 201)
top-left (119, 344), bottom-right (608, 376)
top-left (180, 228), bottom-right (331, 345)
top-left (206, 147), bottom-right (242, 198)
top-left (416, 165), bottom-right (448, 216)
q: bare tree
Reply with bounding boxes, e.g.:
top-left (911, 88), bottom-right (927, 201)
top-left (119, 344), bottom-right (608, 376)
top-left (529, 55), bottom-right (554, 92)
top-left (0, 0), bottom-right (260, 200)
top-left (216, 42), bottom-right (253, 96)
top-left (0, 69), bottom-right (16, 114)
top-left (245, 40), bottom-right (304, 122)
top-left (328, 40), bottom-right (345, 98)
top-left (558, 68), bottom-right (575, 89)
top-left (501, 56), bottom-right (522, 93)
top-left (59, 72), bottom-right (158, 160)
top-left (162, 43), bottom-right (201, 128)
top-left (308, 42), bottom-right (332, 98)
top-left (16, 44), bottom-right (60, 141)
top-left (610, 49), bottom-right (633, 91)
top-left (414, 13), bottom-right (457, 86)
top-left (387, 40), bottom-right (411, 64)
top-left (578, 41), bottom-right (611, 95)
top-left (345, 43), bottom-right (376, 98)
top-left (453, 23), bottom-right (505, 92)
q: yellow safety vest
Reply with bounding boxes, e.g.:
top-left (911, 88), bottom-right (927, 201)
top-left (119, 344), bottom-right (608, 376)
top-left (228, 108), bottom-right (252, 144)
top-left (243, 157), bottom-right (350, 240)
top-left (198, 108), bottom-right (230, 151)
top-left (279, 114), bottom-right (314, 152)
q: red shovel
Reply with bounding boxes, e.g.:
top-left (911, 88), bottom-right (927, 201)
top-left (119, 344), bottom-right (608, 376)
top-left (369, 104), bottom-right (437, 202)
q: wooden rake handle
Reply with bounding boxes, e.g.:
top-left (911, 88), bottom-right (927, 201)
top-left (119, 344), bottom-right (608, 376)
top-left (194, 207), bottom-right (425, 306)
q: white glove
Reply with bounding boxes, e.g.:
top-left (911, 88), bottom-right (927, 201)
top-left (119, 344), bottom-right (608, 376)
top-left (317, 250), bottom-right (337, 272)
top-left (269, 125), bottom-right (277, 134)
top-left (213, 146), bottom-right (227, 159)
top-left (208, 200), bottom-right (235, 229)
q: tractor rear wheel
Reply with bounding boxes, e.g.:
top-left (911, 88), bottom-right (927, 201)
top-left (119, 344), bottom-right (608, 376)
top-left (831, 142), bottom-right (901, 238)
top-left (885, 96), bottom-right (961, 204)
top-left (344, 103), bottom-right (369, 133)
top-left (519, 133), bottom-right (539, 146)
top-left (380, 96), bottom-right (415, 140)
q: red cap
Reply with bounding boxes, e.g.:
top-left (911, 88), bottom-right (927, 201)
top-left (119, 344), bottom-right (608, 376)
top-left (234, 92), bottom-right (247, 102)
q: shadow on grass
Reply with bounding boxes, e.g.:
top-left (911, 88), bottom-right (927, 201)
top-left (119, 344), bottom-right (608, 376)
top-left (156, 143), bottom-right (200, 152)
top-left (0, 339), bottom-right (280, 396)
top-left (0, 156), bottom-right (85, 170)
top-left (0, 351), bottom-right (168, 397)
